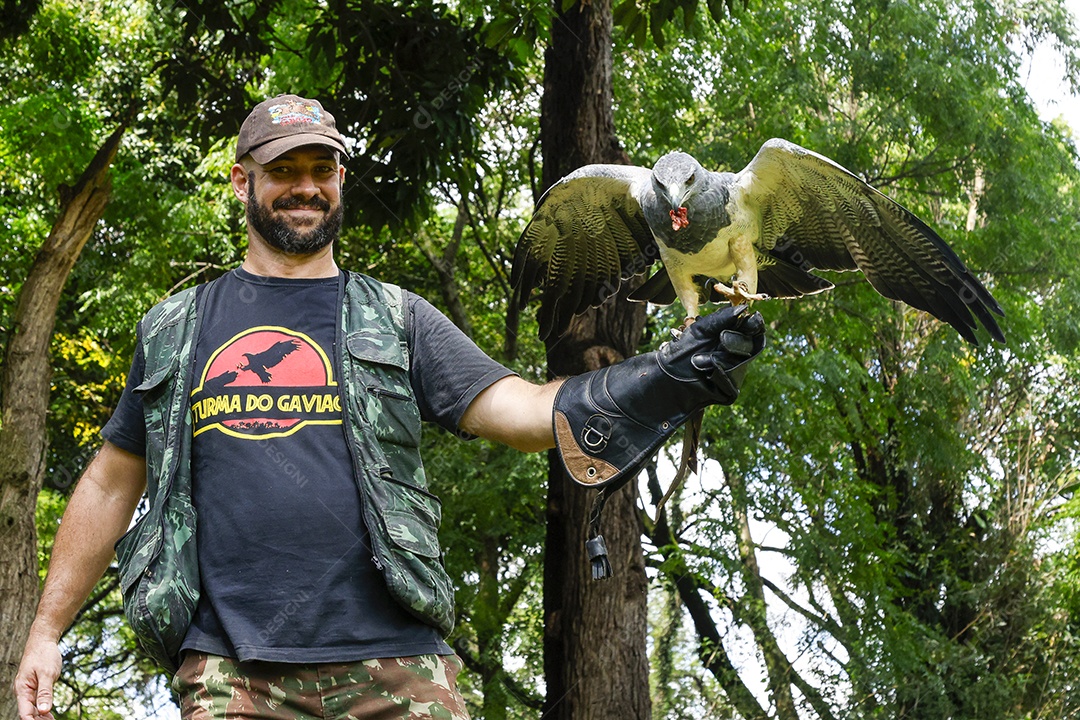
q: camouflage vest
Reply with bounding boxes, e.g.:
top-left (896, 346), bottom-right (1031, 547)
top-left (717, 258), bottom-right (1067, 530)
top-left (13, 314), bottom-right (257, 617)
top-left (113, 271), bottom-right (454, 673)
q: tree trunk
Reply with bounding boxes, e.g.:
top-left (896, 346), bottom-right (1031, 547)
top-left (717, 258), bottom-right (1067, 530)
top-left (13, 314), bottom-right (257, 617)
top-left (476, 537), bottom-right (509, 720)
top-left (0, 123), bottom-right (126, 717)
top-left (540, 1), bottom-right (651, 717)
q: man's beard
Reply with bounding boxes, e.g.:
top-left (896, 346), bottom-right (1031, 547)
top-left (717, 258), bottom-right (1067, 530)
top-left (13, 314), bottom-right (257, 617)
top-left (246, 174), bottom-right (344, 255)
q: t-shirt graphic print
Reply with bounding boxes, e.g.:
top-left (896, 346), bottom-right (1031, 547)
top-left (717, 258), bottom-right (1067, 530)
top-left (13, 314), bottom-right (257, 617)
top-left (190, 326), bottom-right (342, 439)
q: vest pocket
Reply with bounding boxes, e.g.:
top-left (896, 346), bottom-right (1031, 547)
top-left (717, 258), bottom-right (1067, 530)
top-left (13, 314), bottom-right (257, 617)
top-left (115, 516), bottom-right (162, 595)
top-left (134, 353), bottom-right (179, 399)
top-left (385, 508), bottom-right (442, 558)
top-left (134, 354), bottom-right (181, 452)
top-left (372, 470), bottom-right (455, 635)
top-left (346, 331), bottom-right (421, 447)
top-left (114, 496), bottom-right (199, 673)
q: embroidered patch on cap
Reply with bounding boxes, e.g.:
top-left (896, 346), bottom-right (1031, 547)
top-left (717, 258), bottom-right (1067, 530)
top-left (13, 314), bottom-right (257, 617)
top-left (236, 94), bottom-right (348, 161)
top-left (268, 100), bottom-right (323, 126)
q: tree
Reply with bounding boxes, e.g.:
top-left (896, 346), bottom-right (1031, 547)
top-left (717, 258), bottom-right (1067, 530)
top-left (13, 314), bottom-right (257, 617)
top-left (0, 121), bottom-right (129, 719)
top-left (0, 3), bottom-right (146, 703)
top-left (535, 1), bottom-right (653, 716)
top-left (535, 0), bottom-right (756, 714)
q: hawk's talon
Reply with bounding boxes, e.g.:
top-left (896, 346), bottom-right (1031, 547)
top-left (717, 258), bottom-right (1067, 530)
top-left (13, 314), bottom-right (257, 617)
top-left (713, 280), bottom-right (768, 306)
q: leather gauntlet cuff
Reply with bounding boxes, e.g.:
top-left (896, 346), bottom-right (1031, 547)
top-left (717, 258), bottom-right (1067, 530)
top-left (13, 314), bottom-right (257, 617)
top-left (553, 352), bottom-right (700, 489)
top-left (551, 307), bottom-right (765, 579)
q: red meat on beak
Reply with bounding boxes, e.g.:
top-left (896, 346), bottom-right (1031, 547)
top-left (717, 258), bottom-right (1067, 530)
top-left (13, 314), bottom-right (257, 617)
top-left (670, 206), bottom-right (690, 231)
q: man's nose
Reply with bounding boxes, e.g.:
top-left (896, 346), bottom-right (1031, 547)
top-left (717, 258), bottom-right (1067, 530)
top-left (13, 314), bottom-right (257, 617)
top-left (290, 172), bottom-right (320, 196)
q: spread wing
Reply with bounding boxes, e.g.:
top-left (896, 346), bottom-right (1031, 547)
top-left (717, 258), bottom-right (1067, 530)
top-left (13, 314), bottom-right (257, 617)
top-left (239, 340), bottom-right (302, 383)
top-left (251, 339), bottom-right (301, 369)
top-left (736, 138), bottom-right (1004, 344)
top-left (511, 164), bottom-right (658, 340)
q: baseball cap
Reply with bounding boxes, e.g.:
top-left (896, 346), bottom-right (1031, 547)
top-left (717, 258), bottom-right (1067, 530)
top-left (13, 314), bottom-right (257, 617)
top-left (236, 94), bottom-right (349, 163)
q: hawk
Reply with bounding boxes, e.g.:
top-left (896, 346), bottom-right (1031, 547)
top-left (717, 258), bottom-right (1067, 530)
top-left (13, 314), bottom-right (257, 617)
top-left (512, 138), bottom-right (1004, 344)
top-left (237, 339), bottom-right (301, 383)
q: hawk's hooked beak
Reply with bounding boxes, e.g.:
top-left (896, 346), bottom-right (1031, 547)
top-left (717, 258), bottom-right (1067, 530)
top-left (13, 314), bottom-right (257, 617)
top-left (670, 206), bottom-right (690, 231)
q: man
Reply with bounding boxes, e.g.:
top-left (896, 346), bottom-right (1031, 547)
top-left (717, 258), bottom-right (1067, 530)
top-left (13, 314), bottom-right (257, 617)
top-left (14, 94), bottom-right (765, 719)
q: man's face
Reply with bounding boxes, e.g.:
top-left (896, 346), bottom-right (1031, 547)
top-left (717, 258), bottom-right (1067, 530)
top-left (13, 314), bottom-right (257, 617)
top-left (243, 146), bottom-right (345, 255)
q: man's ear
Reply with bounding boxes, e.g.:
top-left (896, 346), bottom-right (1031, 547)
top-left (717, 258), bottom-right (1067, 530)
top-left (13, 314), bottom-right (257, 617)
top-left (230, 163), bottom-right (250, 204)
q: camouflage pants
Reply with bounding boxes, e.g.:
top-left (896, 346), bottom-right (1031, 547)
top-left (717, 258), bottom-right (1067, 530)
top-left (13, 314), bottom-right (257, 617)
top-left (173, 652), bottom-right (471, 719)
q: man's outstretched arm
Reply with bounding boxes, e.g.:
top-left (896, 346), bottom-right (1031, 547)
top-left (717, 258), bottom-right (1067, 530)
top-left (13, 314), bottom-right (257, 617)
top-left (462, 306), bottom-right (766, 486)
top-left (459, 376), bottom-right (563, 453)
top-left (14, 441), bottom-right (146, 720)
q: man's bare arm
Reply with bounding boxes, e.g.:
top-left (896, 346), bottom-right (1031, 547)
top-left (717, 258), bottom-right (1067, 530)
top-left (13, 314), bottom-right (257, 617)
top-left (459, 376), bottom-right (563, 452)
top-left (14, 441), bottom-right (146, 720)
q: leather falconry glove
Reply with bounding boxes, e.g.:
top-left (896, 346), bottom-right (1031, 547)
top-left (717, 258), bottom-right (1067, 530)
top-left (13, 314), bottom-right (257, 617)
top-left (551, 305), bottom-right (766, 578)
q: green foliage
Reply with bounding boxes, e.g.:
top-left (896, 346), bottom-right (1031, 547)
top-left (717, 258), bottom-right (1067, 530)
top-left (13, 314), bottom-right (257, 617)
top-left (155, 0), bottom-right (529, 232)
top-left (426, 430), bottom-right (547, 717)
top-left (0, 0), bottom-right (43, 41)
top-left (614, 0), bottom-right (740, 48)
top-left (608, 0), bottom-right (1080, 716)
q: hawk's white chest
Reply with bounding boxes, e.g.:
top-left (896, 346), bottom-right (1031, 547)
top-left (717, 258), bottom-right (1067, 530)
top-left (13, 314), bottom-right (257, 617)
top-left (656, 196), bottom-right (759, 309)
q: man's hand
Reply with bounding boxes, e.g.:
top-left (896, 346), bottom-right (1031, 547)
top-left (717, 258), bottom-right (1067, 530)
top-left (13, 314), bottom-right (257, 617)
top-left (14, 631), bottom-right (61, 720)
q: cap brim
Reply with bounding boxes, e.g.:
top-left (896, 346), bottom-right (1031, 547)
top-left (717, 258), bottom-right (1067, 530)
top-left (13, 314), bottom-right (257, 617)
top-left (246, 134), bottom-right (350, 164)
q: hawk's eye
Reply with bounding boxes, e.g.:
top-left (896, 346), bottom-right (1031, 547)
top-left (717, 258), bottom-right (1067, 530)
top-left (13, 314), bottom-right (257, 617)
top-left (687, 173), bottom-right (696, 186)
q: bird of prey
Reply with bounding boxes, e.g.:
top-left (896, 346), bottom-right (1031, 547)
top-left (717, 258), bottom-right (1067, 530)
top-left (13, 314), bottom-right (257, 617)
top-left (237, 340), bottom-right (301, 383)
top-left (512, 138), bottom-right (1005, 344)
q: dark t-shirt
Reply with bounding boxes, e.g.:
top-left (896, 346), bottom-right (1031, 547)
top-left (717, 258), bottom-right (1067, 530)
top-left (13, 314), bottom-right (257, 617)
top-left (102, 268), bottom-right (514, 663)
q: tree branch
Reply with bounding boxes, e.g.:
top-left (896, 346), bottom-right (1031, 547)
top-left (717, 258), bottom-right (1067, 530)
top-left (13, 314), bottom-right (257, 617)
top-left (413, 203), bottom-right (474, 337)
top-left (645, 466), bottom-right (769, 720)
